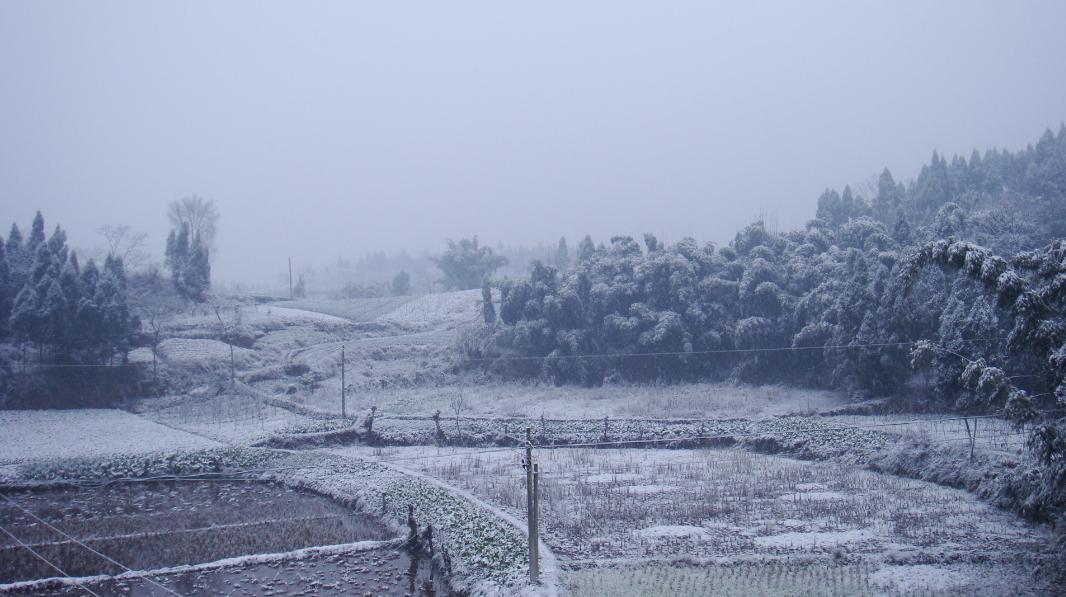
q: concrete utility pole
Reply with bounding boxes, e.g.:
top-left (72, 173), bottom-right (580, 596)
top-left (525, 428), bottom-right (540, 583)
top-left (288, 257), bottom-right (293, 299)
top-left (340, 345), bottom-right (346, 418)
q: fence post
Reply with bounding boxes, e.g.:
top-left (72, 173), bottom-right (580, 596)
top-left (340, 345), bottom-right (346, 418)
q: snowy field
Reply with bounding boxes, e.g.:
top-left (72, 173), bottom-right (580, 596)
top-left (377, 289), bottom-right (484, 326)
top-left (310, 381), bottom-right (849, 420)
top-left (133, 393), bottom-right (316, 444)
top-left (271, 296), bottom-right (415, 322)
top-left (332, 445), bottom-right (1055, 596)
top-left (0, 409), bottom-right (218, 467)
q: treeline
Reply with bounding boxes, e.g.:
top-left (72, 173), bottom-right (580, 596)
top-left (475, 126), bottom-right (1066, 414)
top-left (0, 212), bottom-right (139, 366)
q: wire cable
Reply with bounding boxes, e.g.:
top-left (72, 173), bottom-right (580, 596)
top-left (0, 492), bottom-right (184, 597)
top-left (0, 521), bottom-right (105, 597)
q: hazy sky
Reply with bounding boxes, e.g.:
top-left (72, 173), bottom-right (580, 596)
top-left (2, 1), bottom-right (1065, 287)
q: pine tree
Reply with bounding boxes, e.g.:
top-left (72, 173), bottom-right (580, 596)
top-left (555, 237), bottom-right (570, 270)
top-left (0, 239), bottom-right (11, 336)
top-left (41, 279), bottom-right (69, 358)
top-left (47, 226), bottom-right (68, 267)
top-left (186, 238), bottom-right (211, 301)
top-left (391, 270), bottom-right (411, 296)
top-left (164, 224), bottom-right (190, 295)
top-left (577, 235), bottom-right (596, 263)
top-left (6, 224), bottom-right (25, 289)
top-left (10, 283), bottom-right (39, 346)
top-left (26, 211), bottom-right (45, 254)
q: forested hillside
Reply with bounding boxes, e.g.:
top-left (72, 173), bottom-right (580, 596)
top-left (475, 127), bottom-right (1066, 412)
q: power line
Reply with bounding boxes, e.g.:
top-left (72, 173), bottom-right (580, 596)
top-left (458, 337), bottom-right (1010, 363)
top-left (0, 492), bottom-right (184, 597)
top-left (0, 512), bottom-right (363, 552)
top-left (0, 521), bottom-right (104, 597)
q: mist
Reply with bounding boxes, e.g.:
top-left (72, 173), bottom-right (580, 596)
top-left (2, 0), bottom-right (1065, 286)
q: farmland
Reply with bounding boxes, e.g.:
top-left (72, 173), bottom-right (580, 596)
top-left (0, 294), bottom-right (1059, 596)
top-left (333, 444), bottom-right (1053, 595)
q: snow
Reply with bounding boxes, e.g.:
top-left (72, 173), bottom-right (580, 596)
top-left (258, 305), bottom-right (352, 324)
top-left (777, 491), bottom-right (847, 501)
top-left (753, 529), bottom-right (876, 548)
top-left (633, 525), bottom-right (712, 540)
top-left (378, 289), bottom-right (483, 325)
top-left (157, 337), bottom-right (255, 365)
top-left (622, 484), bottom-right (678, 494)
top-left (870, 564), bottom-right (971, 593)
top-left (584, 472), bottom-right (642, 483)
top-left (0, 409), bottom-right (219, 465)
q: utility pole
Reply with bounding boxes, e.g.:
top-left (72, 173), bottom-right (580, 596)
top-left (214, 307), bottom-right (236, 388)
top-left (340, 345), bottom-right (346, 418)
top-left (525, 428), bottom-right (540, 583)
top-left (288, 257), bottom-right (293, 299)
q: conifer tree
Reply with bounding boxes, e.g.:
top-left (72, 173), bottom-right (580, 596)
top-left (26, 211), bottom-right (45, 254)
top-left (0, 240), bottom-right (11, 336)
top-left (555, 237), bottom-right (570, 270)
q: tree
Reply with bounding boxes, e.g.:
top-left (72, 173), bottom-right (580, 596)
top-left (293, 274), bottom-right (307, 298)
top-left (391, 270), bottom-right (411, 296)
top-left (164, 223), bottom-right (210, 301)
top-left (482, 279), bottom-right (496, 325)
top-left (167, 195), bottom-right (219, 256)
top-left (0, 240), bottom-right (11, 336)
top-left (185, 238), bottom-right (211, 301)
top-left (555, 237), bottom-right (570, 270)
top-left (97, 224), bottom-right (149, 271)
top-left (432, 236), bottom-right (507, 290)
top-left (577, 235), bottom-right (596, 263)
top-left (26, 211), bottom-right (45, 255)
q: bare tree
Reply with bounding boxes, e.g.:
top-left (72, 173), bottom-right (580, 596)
top-left (97, 224), bottom-right (149, 271)
top-left (168, 195), bottom-right (219, 256)
top-left (449, 391), bottom-right (466, 440)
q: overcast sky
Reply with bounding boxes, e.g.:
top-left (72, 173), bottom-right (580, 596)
top-left (2, 1), bottom-right (1065, 287)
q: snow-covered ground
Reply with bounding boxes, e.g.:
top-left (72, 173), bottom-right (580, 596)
top-left (133, 393), bottom-right (315, 444)
top-left (331, 444), bottom-right (1054, 595)
top-left (343, 381), bottom-right (848, 420)
top-left (0, 409), bottom-right (219, 467)
top-left (378, 289), bottom-right (483, 326)
top-left (156, 337), bottom-right (257, 365)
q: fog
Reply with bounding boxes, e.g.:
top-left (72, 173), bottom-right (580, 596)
top-left (2, 0), bottom-right (1064, 287)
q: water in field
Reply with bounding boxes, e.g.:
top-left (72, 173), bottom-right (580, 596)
top-left (0, 480), bottom-right (393, 584)
top-left (28, 547), bottom-right (452, 597)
